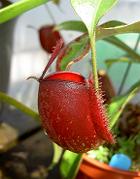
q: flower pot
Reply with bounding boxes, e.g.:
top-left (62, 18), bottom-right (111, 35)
top-left (76, 154), bottom-right (140, 179)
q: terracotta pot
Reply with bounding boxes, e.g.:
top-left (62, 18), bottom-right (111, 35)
top-left (76, 154), bottom-right (140, 179)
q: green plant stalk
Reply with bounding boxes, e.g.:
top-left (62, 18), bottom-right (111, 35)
top-left (0, 0), bottom-right (49, 24)
top-left (90, 32), bottom-right (99, 90)
top-left (0, 92), bottom-right (39, 121)
top-left (118, 34), bottom-right (140, 95)
top-left (68, 154), bottom-right (83, 179)
top-left (44, 3), bottom-right (56, 24)
top-left (110, 89), bottom-right (137, 129)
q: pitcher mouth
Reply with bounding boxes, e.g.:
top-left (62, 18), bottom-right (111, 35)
top-left (42, 71), bottom-right (86, 83)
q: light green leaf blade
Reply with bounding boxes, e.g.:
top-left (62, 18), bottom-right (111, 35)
top-left (0, 91), bottom-right (39, 121)
top-left (97, 21), bottom-right (140, 40)
top-left (100, 20), bottom-right (126, 28)
top-left (55, 20), bottom-right (87, 32)
top-left (0, 0), bottom-right (49, 24)
top-left (60, 151), bottom-right (82, 179)
top-left (108, 80), bottom-right (140, 128)
top-left (51, 143), bottom-right (62, 165)
top-left (71, 0), bottom-right (118, 35)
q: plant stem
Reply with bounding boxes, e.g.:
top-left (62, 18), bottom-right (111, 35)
top-left (0, 92), bottom-right (40, 121)
top-left (118, 34), bottom-right (140, 95)
top-left (90, 32), bottom-right (99, 90)
top-left (44, 3), bottom-right (56, 24)
top-left (0, 0), bottom-right (49, 24)
top-left (117, 62), bottom-right (132, 95)
top-left (57, 149), bottom-right (65, 166)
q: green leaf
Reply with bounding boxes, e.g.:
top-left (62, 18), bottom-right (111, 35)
top-left (56, 34), bottom-right (140, 71)
top-left (100, 20), bottom-right (126, 28)
top-left (97, 21), bottom-right (140, 40)
top-left (56, 20), bottom-right (140, 39)
top-left (48, 143), bottom-right (63, 171)
top-left (71, 0), bottom-right (118, 35)
top-left (0, 91), bottom-right (39, 121)
top-left (103, 36), bottom-right (140, 62)
top-left (55, 20), bottom-right (87, 32)
top-left (108, 80), bottom-right (140, 128)
top-left (56, 20), bottom-right (126, 33)
top-left (51, 143), bottom-right (62, 165)
top-left (0, 0), bottom-right (49, 24)
top-left (56, 20), bottom-right (140, 71)
top-left (60, 151), bottom-right (82, 179)
top-left (56, 34), bottom-right (90, 71)
top-left (105, 57), bottom-right (132, 69)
